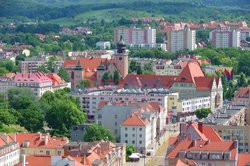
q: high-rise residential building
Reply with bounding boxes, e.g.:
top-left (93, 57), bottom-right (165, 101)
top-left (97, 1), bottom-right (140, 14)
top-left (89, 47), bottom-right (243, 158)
top-left (20, 57), bottom-right (47, 73)
top-left (114, 27), bottom-right (156, 45)
top-left (166, 26), bottom-right (196, 53)
top-left (209, 26), bottom-right (240, 48)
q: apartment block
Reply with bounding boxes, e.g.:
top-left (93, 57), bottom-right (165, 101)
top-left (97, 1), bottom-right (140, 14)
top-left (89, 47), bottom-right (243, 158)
top-left (20, 57), bottom-right (47, 73)
top-left (209, 26), bottom-right (240, 48)
top-left (72, 88), bottom-right (177, 120)
top-left (114, 27), bottom-right (156, 45)
top-left (166, 26), bottom-right (196, 52)
top-left (211, 125), bottom-right (250, 153)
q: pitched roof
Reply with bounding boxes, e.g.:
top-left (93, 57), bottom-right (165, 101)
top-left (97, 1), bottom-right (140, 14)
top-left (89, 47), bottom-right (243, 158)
top-left (235, 86), bottom-right (250, 98)
top-left (16, 155), bottom-right (51, 166)
top-left (122, 113), bottom-right (148, 126)
top-left (237, 154), bottom-right (250, 166)
top-left (47, 73), bottom-right (66, 86)
top-left (14, 72), bottom-right (52, 83)
top-left (123, 74), bottom-right (176, 89)
top-left (16, 133), bottom-right (68, 149)
top-left (167, 139), bottom-right (237, 160)
top-left (175, 61), bottom-right (205, 84)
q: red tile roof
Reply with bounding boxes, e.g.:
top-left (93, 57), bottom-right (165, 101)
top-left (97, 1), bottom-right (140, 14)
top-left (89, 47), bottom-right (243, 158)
top-left (47, 73), bottom-right (66, 86)
top-left (175, 61), bottom-right (205, 84)
top-left (16, 133), bottom-right (68, 149)
top-left (16, 155), bottom-right (51, 166)
top-left (235, 87), bottom-right (250, 98)
top-left (122, 113), bottom-right (148, 126)
top-left (14, 72), bottom-right (52, 83)
top-left (64, 58), bottom-right (107, 71)
top-left (237, 154), bottom-right (250, 166)
top-left (167, 139), bottom-right (237, 160)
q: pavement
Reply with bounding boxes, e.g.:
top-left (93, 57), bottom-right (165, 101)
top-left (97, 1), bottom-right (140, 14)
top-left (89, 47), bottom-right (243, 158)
top-left (126, 124), bottom-right (179, 166)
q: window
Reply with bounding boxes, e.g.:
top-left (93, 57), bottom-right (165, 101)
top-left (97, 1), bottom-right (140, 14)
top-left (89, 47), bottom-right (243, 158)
top-left (139, 134), bottom-right (142, 137)
top-left (132, 128), bottom-right (135, 131)
top-left (40, 150), bottom-right (44, 153)
top-left (115, 122), bottom-right (117, 126)
top-left (132, 140), bottom-right (135, 144)
top-left (125, 134), bottom-right (128, 137)
top-left (57, 151), bottom-right (62, 155)
top-left (115, 114), bottom-right (118, 119)
top-left (139, 128), bottom-right (142, 131)
top-left (125, 140), bottom-right (128, 143)
top-left (98, 114), bottom-right (102, 119)
top-left (125, 127), bottom-right (127, 131)
top-left (132, 134), bottom-right (135, 137)
top-left (46, 151), bottom-right (50, 155)
top-left (139, 141), bottom-right (142, 144)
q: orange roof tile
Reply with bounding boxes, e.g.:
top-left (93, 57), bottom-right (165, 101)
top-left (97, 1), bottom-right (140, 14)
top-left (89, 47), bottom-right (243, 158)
top-left (122, 114), bottom-right (148, 126)
top-left (237, 154), bottom-right (250, 166)
top-left (16, 133), bottom-right (68, 149)
top-left (64, 58), bottom-right (108, 71)
top-left (235, 87), bottom-right (250, 98)
top-left (47, 73), bottom-right (65, 86)
top-left (16, 155), bottom-right (51, 166)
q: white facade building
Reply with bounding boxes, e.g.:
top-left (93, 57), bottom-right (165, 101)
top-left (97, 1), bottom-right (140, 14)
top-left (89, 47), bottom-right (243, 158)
top-left (72, 88), bottom-right (177, 120)
top-left (167, 27), bottom-right (196, 52)
top-left (209, 27), bottom-right (240, 48)
top-left (114, 27), bottom-right (156, 45)
top-left (0, 76), bottom-right (15, 94)
top-left (0, 134), bottom-right (20, 166)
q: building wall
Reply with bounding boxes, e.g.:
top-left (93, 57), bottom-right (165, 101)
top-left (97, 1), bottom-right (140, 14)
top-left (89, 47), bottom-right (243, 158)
top-left (20, 147), bottom-right (64, 156)
top-left (211, 125), bottom-right (250, 153)
top-left (0, 78), bottom-right (15, 94)
top-left (0, 148), bottom-right (20, 166)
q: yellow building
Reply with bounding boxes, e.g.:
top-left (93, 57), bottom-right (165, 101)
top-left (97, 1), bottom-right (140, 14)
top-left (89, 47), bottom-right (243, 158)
top-left (15, 133), bottom-right (69, 156)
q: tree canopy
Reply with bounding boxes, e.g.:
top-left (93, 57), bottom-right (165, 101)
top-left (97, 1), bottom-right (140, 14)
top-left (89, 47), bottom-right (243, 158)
top-left (83, 124), bottom-right (115, 142)
top-left (195, 108), bottom-right (212, 119)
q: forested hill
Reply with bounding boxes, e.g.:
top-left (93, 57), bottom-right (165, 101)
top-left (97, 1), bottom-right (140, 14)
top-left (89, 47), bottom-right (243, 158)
top-left (0, 0), bottom-right (250, 22)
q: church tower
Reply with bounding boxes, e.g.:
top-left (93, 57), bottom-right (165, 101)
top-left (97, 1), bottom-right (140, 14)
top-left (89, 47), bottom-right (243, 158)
top-left (71, 60), bottom-right (84, 89)
top-left (114, 36), bottom-right (128, 78)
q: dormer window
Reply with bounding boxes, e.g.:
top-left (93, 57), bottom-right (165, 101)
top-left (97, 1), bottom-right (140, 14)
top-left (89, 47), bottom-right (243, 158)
top-left (181, 77), bottom-right (187, 81)
top-left (119, 57), bottom-right (122, 60)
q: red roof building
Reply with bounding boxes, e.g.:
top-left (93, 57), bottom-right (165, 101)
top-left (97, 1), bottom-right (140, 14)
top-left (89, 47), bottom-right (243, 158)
top-left (15, 133), bottom-right (69, 157)
top-left (47, 73), bottom-right (68, 90)
top-left (122, 113), bottom-right (148, 126)
top-left (166, 122), bottom-right (238, 166)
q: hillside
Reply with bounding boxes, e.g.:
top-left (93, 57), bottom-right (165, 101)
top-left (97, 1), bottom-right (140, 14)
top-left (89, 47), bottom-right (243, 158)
top-left (0, 0), bottom-right (250, 25)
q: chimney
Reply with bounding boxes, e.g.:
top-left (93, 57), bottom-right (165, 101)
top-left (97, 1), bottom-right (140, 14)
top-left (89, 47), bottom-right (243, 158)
top-left (45, 135), bottom-right (48, 145)
top-left (21, 155), bottom-right (26, 166)
top-left (198, 122), bottom-right (203, 133)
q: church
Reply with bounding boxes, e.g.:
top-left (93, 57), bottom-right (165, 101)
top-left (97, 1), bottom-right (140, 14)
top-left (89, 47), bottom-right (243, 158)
top-left (63, 37), bottom-right (128, 89)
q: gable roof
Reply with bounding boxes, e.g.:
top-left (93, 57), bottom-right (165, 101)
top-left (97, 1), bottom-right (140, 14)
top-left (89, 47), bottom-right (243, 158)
top-left (175, 61), bottom-right (205, 85)
top-left (122, 113), bottom-right (148, 126)
top-left (16, 155), bottom-right (51, 166)
top-left (237, 154), bottom-right (250, 166)
top-left (47, 73), bottom-right (66, 86)
top-left (16, 133), bottom-right (68, 149)
top-left (235, 86), bottom-right (250, 98)
top-left (14, 72), bottom-right (52, 83)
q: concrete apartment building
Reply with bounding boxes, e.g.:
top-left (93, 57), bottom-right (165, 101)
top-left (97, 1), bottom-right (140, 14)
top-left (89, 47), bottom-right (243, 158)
top-left (211, 125), bottom-right (250, 153)
top-left (166, 26), bottom-right (196, 52)
top-left (233, 86), bottom-right (250, 125)
top-left (0, 134), bottom-right (20, 166)
top-left (114, 27), bottom-right (156, 45)
top-left (167, 95), bottom-right (211, 122)
top-left (20, 57), bottom-right (47, 73)
top-left (72, 88), bottom-right (177, 120)
top-left (96, 41), bottom-right (111, 50)
top-left (209, 26), bottom-right (240, 48)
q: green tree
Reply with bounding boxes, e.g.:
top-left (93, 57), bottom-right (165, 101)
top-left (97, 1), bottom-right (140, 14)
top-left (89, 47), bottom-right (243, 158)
top-left (77, 80), bottom-right (88, 89)
top-left (143, 63), bottom-right (153, 74)
top-left (136, 65), bottom-right (143, 75)
top-left (126, 145), bottom-right (136, 161)
top-left (238, 72), bottom-right (247, 87)
top-left (7, 88), bottom-right (36, 110)
top-left (113, 70), bottom-right (120, 85)
top-left (18, 106), bottom-right (44, 132)
top-left (58, 67), bottom-right (70, 82)
top-left (0, 67), bottom-right (8, 76)
top-left (102, 72), bottom-right (110, 85)
top-left (37, 64), bottom-right (49, 73)
top-left (40, 90), bottom-right (86, 136)
top-left (83, 124), bottom-right (115, 142)
top-left (195, 108), bottom-right (212, 119)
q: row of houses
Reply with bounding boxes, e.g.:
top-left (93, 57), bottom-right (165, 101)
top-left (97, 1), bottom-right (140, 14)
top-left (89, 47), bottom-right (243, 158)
top-left (0, 133), bottom-right (126, 166)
